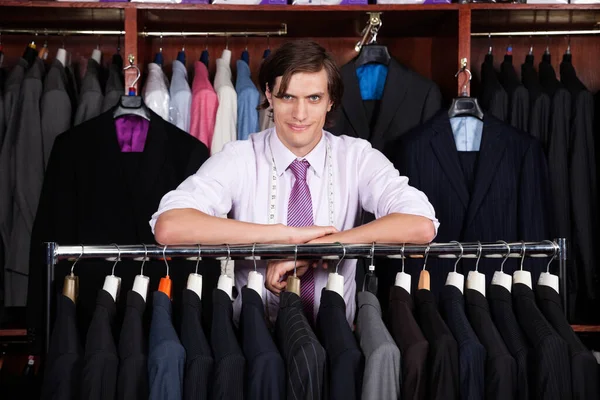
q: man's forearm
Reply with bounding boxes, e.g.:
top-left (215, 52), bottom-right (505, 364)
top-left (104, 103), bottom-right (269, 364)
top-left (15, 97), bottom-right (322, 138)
top-left (310, 213), bottom-right (436, 245)
top-left (154, 208), bottom-right (289, 245)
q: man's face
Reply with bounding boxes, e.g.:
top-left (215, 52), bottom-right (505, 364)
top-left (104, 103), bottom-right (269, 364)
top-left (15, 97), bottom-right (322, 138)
top-left (266, 69), bottom-right (333, 157)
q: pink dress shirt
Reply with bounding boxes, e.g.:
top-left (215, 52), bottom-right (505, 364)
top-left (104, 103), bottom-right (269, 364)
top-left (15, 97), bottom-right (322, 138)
top-left (150, 129), bottom-right (439, 326)
top-left (190, 61), bottom-right (219, 150)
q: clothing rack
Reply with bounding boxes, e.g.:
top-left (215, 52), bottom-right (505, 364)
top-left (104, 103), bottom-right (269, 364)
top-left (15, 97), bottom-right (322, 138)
top-left (44, 239), bottom-right (566, 352)
top-left (472, 29), bottom-right (600, 37)
top-left (0, 25), bottom-right (288, 38)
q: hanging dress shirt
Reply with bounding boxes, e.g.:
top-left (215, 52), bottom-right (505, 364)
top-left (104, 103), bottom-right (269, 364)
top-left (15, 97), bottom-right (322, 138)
top-left (74, 58), bottom-right (104, 126)
top-left (211, 49), bottom-right (237, 154)
top-left (148, 290), bottom-right (185, 400)
top-left (356, 290), bottom-right (401, 400)
top-left (81, 289), bottom-right (119, 400)
top-left (150, 129), bottom-right (438, 326)
top-left (170, 60), bottom-right (192, 133)
top-left (235, 59), bottom-right (260, 140)
top-left (180, 288), bottom-right (213, 400)
top-left (117, 290), bottom-right (149, 400)
top-left (190, 61), bottom-right (219, 149)
top-left (143, 62), bottom-right (170, 122)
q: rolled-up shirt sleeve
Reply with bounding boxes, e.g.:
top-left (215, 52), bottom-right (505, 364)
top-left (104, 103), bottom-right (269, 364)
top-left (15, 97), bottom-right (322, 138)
top-left (149, 143), bottom-right (239, 233)
top-left (358, 143), bottom-right (440, 234)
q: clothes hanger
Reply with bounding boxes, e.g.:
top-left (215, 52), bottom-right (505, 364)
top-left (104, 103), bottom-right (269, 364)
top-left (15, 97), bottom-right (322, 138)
top-left (63, 245), bottom-right (82, 304)
top-left (55, 35), bottom-right (67, 67)
top-left (153, 34), bottom-right (164, 67)
top-left (537, 240), bottom-right (560, 294)
top-left (354, 15), bottom-right (391, 67)
top-left (286, 245), bottom-right (301, 296)
top-left (417, 244), bottom-right (431, 291)
top-left (103, 244), bottom-right (122, 302)
top-left (325, 243), bottom-right (345, 297)
top-left (23, 33), bottom-right (38, 67)
top-left (445, 241), bottom-right (465, 294)
top-left (491, 241), bottom-right (513, 292)
top-left (448, 60), bottom-right (484, 121)
top-left (466, 242), bottom-right (486, 296)
top-left (217, 244), bottom-right (233, 299)
top-left (177, 33), bottom-right (186, 66)
top-left (38, 32), bottom-right (49, 61)
top-left (186, 244), bottom-right (203, 300)
top-left (241, 35), bottom-right (249, 64)
top-left (247, 243), bottom-right (264, 299)
top-left (91, 34), bottom-right (102, 64)
top-left (394, 243), bottom-right (411, 293)
top-left (113, 55), bottom-right (151, 121)
top-left (159, 245), bottom-right (173, 299)
top-left (132, 243), bottom-right (150, 302)
top-left (200, 34), bottom-right (209, 68)
top-left (262, 34), bottom-right (271, 60)
top-left (513, 241), bottom-right (532, 289)
top-left (362, 242), bottom-right (378, 295)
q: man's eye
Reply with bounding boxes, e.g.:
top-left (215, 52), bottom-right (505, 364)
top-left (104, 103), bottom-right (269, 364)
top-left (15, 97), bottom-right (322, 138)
top-left (309, 95), bottom-right (321, 102)
top-left (282, 95), bottom-right (293, 100)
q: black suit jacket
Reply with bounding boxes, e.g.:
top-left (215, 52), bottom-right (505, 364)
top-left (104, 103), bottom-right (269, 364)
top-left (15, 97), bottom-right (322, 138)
top-left (439, 285), bottom-right (486, 400)
top-left (465, 289), bottom-right (517, 399)
top-left (560, 55), bottom-right (599, 301)
top-left (479, 54), bottom-right (508, 121)
top-left (392, 111), bottom-right (550, 292)
top-left (276, 291), bottom-right (327, 400)
top-left (500, 55), bottom-right (529, 132)
top-left (316, 288), bottom-right (364, 400)
top-left (488, 284), bottom-right (530, 400)
top-left (536, 285), bottom-right (600, 400)
top-left (41, 294), bottom-right (83, 400)
top-left (81, 289), bottom-right (119, 400)
top-left (240, 287), bottom-right (285, 400)
top-left (330, 57), bottom-right (441, 152)
top-left (117, 290), bottom-right (148, 400)
top-left (414, 289), bottom-right (459, 400)
top-left (387, 286), bottom-right (429, 400)
top-left (181, 289), bottom-right (213, 400)
top-left (27, 109), bottom-right (219, 352)
top-left (521, 55), bottom-right (550, 149)
top-left (512, 283), bottom-right (572, 400)
top-left (211, 288), bottom-right (245, 400)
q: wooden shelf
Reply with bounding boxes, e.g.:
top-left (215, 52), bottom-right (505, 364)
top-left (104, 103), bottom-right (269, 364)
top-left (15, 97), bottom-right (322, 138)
top-left (0, 329), bottom-right (27, 337)
top-left (571, 325), bottom-right (600, 333)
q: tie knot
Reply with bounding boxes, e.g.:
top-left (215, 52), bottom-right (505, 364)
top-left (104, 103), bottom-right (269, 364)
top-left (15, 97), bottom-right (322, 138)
top-left (289, 159), bottom-right (310, 181)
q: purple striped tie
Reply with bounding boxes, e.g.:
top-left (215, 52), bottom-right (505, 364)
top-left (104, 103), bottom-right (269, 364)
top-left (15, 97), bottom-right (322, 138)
top-left (287, 159), bottom-right (315, 322)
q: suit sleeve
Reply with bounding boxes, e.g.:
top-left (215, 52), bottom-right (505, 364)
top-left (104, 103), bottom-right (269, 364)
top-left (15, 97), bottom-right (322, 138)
top-left (421, 84), bottom-right (442, 124)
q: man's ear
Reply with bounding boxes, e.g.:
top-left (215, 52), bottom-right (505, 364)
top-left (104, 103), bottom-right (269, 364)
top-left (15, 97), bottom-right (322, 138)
top-left (327, 101), bottom-right (333, 112)
top-left (265, 83), bottom-right (273, 108)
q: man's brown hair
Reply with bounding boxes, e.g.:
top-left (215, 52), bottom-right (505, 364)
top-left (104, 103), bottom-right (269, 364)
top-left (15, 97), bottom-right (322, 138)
top-left (258, 40), bottom-right (343, 127)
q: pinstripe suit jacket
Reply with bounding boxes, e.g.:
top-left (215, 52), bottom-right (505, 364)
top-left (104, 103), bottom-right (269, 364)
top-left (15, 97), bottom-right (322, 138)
top-left (390, 111), bottom-right (550, 293)
top-left (276, 291), bottom-right (326, 400)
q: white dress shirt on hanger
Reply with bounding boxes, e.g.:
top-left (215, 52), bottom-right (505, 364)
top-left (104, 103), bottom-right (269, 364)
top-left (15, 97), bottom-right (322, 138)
top-left (143, 62), bottom-right (170, 122)
top-left (211, 49), bottom-right (238, 154)
top-left (169, 60), bottom-right (192, 133)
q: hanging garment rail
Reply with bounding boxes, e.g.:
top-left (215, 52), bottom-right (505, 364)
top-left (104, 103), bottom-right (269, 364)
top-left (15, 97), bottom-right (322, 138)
top-left (472, 29), bottom-right (600, 37)
top-left (43, 239), bottom-right (566, 352)
top-left (0, 25), bottom-right (287, 37)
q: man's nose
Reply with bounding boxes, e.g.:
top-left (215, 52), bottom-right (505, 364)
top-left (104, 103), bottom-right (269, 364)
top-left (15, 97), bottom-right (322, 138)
top-left (292, 100), bottom-right (307, 122)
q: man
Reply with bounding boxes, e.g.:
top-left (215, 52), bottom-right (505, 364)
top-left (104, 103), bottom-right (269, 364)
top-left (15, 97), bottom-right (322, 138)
top-left (150, 40), bottom-right (438, 326)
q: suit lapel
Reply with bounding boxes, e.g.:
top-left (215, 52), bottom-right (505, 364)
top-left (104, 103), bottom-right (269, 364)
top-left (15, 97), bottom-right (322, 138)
top-left (429, 114), bottom-right (470, 209)
top-left (370, 59), bottom-right (409, 149)
top-left (340, 62), bottom-right (370, 140)
top-left (465, 115), bottom-right (507, 228)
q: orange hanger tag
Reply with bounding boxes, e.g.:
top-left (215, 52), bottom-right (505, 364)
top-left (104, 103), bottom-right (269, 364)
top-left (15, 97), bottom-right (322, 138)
top-left (159, 276), bottom-right (172, 299)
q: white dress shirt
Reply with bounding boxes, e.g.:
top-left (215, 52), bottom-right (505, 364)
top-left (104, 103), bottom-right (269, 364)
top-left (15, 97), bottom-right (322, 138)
top-left (169, 60), bottom-right (192, 133)
top-left (143, 62), bottom-right (170, 121)
top-left (150, 128), bottom-right (439, 326)
top-left (211, 49), bottom-right (237, 154)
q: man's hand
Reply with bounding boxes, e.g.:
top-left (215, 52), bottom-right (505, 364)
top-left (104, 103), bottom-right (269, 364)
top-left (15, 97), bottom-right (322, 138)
top-left (284, 225), bottom-right (338, 244)
top-left (265, 260), bottom-right (327, 295)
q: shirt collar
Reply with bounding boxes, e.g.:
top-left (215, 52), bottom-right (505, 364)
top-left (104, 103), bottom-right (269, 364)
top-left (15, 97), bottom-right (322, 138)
top-left (269, 128), bottom-right (327, 178)
top-left (172, 60), bottom-right (187, 78)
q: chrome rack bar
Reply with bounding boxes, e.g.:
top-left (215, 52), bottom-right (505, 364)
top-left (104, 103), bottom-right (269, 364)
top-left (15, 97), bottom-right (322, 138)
top-left (472, 29), bottom-right (600, 37)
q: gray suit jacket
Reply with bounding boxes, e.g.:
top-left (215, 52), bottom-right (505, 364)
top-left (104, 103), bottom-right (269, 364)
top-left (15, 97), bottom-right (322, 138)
top-left (0, 68), bottom-right (6, 147)
top-left (102, 55), bottom-right (123, 113)
top-left (356, 291), bottom-right (401, 400)
top-left (41, 60), bottom-right (72, 166)
top-left (5, 58), bottom-right (45, 306)
top-left (74, 59), bottom-right (104, 126)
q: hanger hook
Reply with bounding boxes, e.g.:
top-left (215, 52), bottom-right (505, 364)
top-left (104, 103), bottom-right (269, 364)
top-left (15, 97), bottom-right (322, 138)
top-left (294, 244), bottom-right (298, 277)
top-left (475, 241), bottom-right (483, 272)
top-left (195, 244), bottom-right (202, 275)
top-left (455, 64), bottom-right (472, 97)
top-left (451, 241), bottom-right (463, 273)
top-left (224, 244), bottom-right (231, 277)
top-left (334, 242), bottom-right (346, 274)
top-left (124, 55), bottom-right (141, 91)
top-left (267, 34), bottom-right (270, 49)
top-left (400, 243), bottom-right (406, 273)
top-left (422, 244), bottom-right (431, 271)
top-left (70, 244), bottom-right (84, 275)
top-left (252, 243), bottom-right (257, 272)
top-left (544, 240), bottom-right (559, 274)
top-left (111, 243), bottom-right (121, 276)
top-left (140, 243), bottom-right (148, 276)
top-left (182, 32), bottom-right (186, 51)
top-left (163, 244), bottom-right (169, 277)
top-left (370, 242), bottom-right (375, 267)
top-left (520, 241), bottom-right (526, 271)
top-left (497, 240), bottom-right (510, 273)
